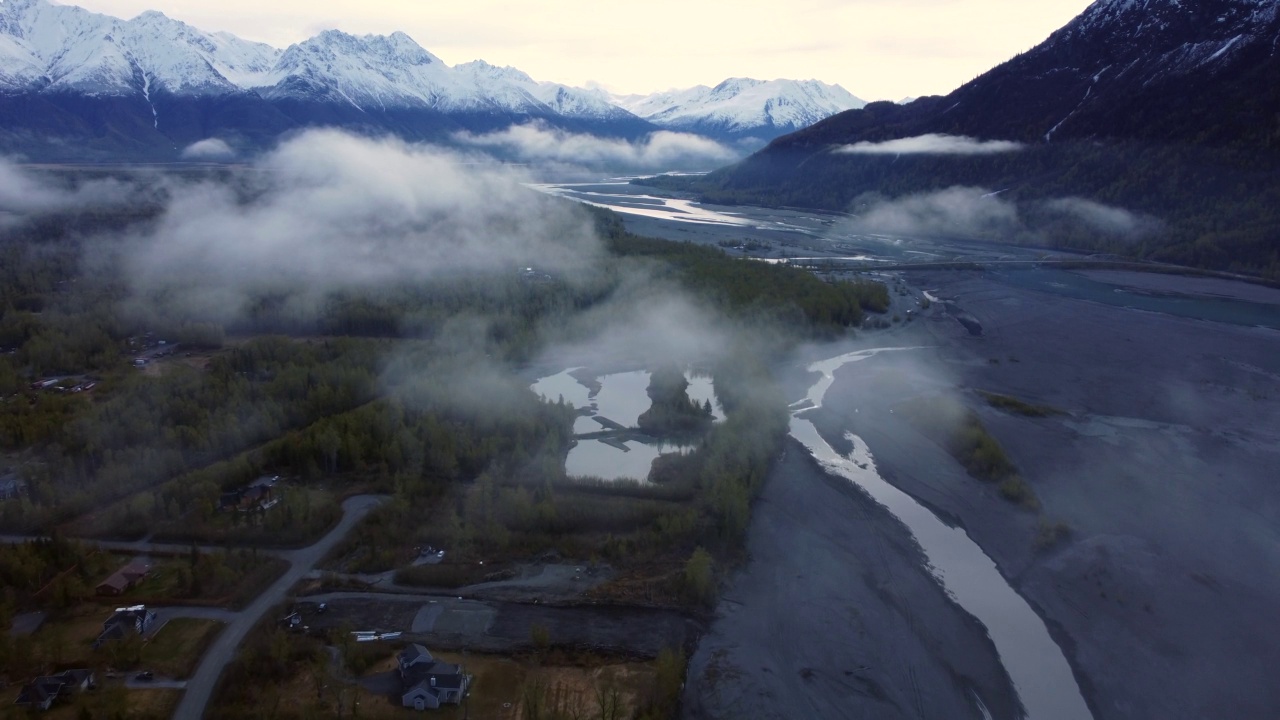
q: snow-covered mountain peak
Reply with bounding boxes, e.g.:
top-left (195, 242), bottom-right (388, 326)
top-left (617, 77), bottom-right (865, 140)
top-left (711, 77), bottom-right (761, 93)
top-left (0, 0), bottom-right (278, 95)
top-left (299, 29), bottom-right (441, 66)
top-left (457, 59), bottom-right (535, 85)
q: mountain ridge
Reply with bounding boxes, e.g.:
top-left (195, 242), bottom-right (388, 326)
top-left (0, 0), bottom-right (862, 159)
top-left (676, 0), bottom-right (1280, 277)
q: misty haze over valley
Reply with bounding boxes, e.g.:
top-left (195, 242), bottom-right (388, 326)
top-left (1, 1), bottom-right (1279, 720)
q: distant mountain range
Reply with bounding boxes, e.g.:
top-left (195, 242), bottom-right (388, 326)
top-left (678, 0), bottom-right (1280, 277)
top-left (0, 0), bottom-right (863, 160)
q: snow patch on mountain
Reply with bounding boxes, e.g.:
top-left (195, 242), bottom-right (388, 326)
top-left (1047, 0), bottom-right (1279, 79)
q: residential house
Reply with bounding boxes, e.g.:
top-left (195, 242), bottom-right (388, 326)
top-left (95, 560), bottom-right (152, 595)
top-left (220, 475), bottom-right (280, 512)
top-left (13, 669), bottom-right (95, 711)
top-left (397, 644), bottom-right (470, 710)
top-left (93, 605), bottom-right (156, 648)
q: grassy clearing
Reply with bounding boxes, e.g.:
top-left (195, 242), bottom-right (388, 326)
top-left (19, 608), bottom-right (106, 668)
top-left (977, 390), bottom-right (1066, 417)
top-left (140, 618), bottom-right (224, 678)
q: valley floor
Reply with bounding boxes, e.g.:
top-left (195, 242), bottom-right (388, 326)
top-left (684, 267), bottom-right (1280, 719)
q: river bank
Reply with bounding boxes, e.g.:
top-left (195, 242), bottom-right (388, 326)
top-left (683, 440), bottom-right (1020, 720)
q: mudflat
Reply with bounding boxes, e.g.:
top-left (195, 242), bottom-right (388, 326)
top-left (683, 443), bottom-right (1020, 720)
top-left (687, 268), bottom-right (1280, 719)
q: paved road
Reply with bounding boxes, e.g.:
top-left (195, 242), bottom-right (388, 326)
top-left (171, 495), bottom-right (385, 720)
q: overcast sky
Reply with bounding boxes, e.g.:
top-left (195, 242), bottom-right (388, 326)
top-left (70, 0), bottom-right (1095, 101)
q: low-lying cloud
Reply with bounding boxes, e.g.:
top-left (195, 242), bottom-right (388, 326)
top-left (181, 138), bottom-right (236, 161)
top-left (453, 123), bottom-right (738, 171)
top-left (553, 280), bottom-right (735, 370)
top-left (837, 134), bottom-right (1024, 155)
top-left (124, 129), bottom-right (602, 323)
top-left (1039, 197), bottom-right (1160, 237)
top-left (848, 186), bottom-right (1021, 238)
top-left (0, 158), bottom-right (135, 219)
top-left (845, 186), bottom-right (1160, 243)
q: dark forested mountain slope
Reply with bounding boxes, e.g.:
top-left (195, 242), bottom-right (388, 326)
top-left (688, 0), bottom-right (1280, 276)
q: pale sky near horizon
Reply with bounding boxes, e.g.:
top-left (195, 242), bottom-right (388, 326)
top-left (67, 0), bottom-right (1096, 101)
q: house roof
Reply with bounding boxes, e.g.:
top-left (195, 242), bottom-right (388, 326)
top-left (96, 573), bottom-right (131, 593)
top-left (108, 607), bottom-right (152, 623)
top-left (426, 672), bottom-right (466, 690)
top-left (120, 560), bottom-right (151, 580)
top-left (15, 672), bottom-right (81, 707)
top-left (97, 561), bottom-right (150, 592)
top-left (57, 669), bottom-right (93, 686)
top-left (402, 680), bottom-right (437, 698)
top-left (397, 643), bottom-right (433, 667)
top-left (15, 682), bottom-right (56, 706)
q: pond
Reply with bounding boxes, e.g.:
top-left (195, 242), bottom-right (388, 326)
top-left (531, 367), bottom-right (721, 481)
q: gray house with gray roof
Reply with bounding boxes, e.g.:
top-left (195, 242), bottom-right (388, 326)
top-left (396, 644), bottom-right (470, 710)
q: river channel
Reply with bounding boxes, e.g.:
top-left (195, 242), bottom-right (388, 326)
top-left (792, 348), bottom-right (1092, 720)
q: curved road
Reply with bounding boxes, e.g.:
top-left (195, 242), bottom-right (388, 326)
top-left (172, 495), bottom-right (385, 720)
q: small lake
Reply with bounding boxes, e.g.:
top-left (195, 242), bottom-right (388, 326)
top-left (593, 370), bottom-right (652, 427)
top-left (532, 367), bottom-right (720, 481)
top-left (530, 367), bottom-right (591, 409)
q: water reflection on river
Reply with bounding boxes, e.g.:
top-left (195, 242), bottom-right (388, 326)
top-left (794, 348), bottom-right (1092, 720)
top-left (532, 367), bottom-right (720, 481)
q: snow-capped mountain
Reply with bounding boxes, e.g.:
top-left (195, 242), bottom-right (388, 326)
top-left (616, 78), bottom-right (865, 142)
top-left (259, 30), bottom-right (460, 110)
top-left (0, 0), bottom-right (860, 160)
top-left (0, 0), bottom-right (658, 159)
top-left (0, 0), bottom-right (270, 96)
